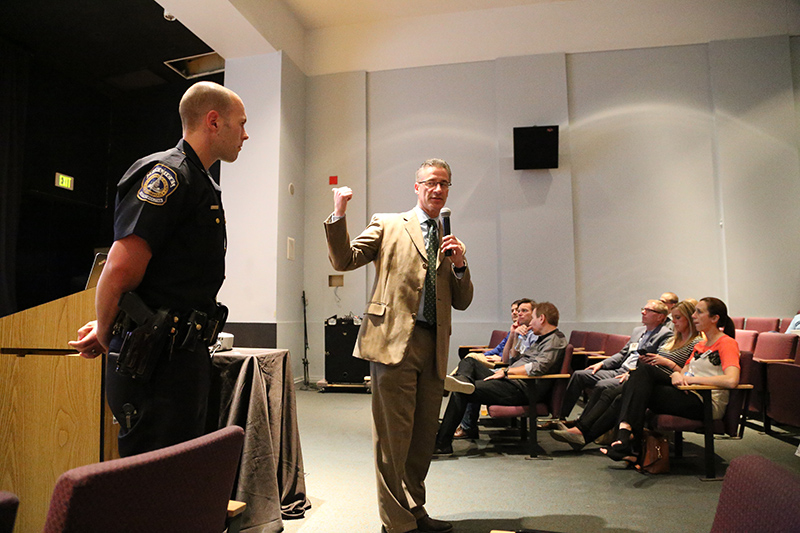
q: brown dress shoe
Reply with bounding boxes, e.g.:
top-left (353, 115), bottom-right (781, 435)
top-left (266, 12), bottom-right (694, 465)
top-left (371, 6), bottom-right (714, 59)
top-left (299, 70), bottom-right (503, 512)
top-left (417, 515), bottom-right (453, 533)
top-left (453, 426), bottom-right (479, 439)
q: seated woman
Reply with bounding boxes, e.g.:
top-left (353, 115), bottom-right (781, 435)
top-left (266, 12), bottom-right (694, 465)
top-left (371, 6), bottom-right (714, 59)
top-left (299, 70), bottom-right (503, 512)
top-left (602, 296), bottom-right (740, 463)
top-left (552, 300), bottom-right (701, 449)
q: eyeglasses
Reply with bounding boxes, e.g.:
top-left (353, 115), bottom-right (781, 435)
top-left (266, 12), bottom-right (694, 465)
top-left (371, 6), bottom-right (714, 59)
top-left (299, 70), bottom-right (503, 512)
top-left (416, 179), bottom-right (452, 190)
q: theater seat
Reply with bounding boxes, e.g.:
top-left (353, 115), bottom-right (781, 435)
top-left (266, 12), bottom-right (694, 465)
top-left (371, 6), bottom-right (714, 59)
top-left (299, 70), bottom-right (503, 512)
top-left (744, 317), bottom-right (780, 333)
top-left (711, 454), bottom-right (800, 532)
top-left (43, 426), bottom-right (245, 533)
top-left (734, 329), bottom-right (757, 353)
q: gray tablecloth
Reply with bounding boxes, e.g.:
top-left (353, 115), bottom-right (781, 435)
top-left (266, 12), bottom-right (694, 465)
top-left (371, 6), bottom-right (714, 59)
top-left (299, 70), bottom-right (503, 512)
top-left (209, 348), bottom-right (310, 533)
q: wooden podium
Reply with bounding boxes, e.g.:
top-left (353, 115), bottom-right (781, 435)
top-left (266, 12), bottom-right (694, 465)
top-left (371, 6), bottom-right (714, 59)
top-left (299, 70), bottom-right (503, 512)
top-left (0, 288), bottom-right (119, 533)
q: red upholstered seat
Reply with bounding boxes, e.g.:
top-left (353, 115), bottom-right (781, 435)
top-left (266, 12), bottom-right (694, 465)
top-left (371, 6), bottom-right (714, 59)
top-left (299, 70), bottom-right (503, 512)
top-left (753, 332), bottom-right (798, 362)
top-left (43, 426), bottom-right (245, 533)
top-left (744, 317), bottom-right (780, 333)
top-left (711, 455), bottom-right (800, 532)
top-left (734, 329), bottom-right (758, 353)
top-left (488, 329), bottom-right (507, 349)
top-left (731, 317), bottom-right (745, 329)
top-left (604, 334), bottom-right (631, 357)
top-left (765, 362), bottom-right (800, 428)
top-left (568, 330), bottom-right (587, 350)
top-left (581, 331), bottom-right (608, 352)
top-left (748, 332), bottom-right (799, 421)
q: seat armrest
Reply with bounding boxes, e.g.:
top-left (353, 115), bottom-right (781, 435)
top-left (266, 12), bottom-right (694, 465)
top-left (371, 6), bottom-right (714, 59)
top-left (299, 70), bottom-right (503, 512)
top-left (226, 500), bottom-right (247, 533)
top-left (508, 373), bottom-right (571, 380)
top-left (573, 350), bottom-right (604, 356)
top-left (676, 384), bottom-right (754, 391)
top-left (227, 500), bottom-right (246, 517)
top-left (459, 344), bottom-right (489, 351)
top-left (753, 358), bottom-right (795, 364)
top-left (587, 355), bottom-right (610, 361)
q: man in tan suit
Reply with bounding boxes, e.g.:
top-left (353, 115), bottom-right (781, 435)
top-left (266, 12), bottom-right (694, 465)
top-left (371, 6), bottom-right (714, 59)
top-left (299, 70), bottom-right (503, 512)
top-left (325, 159), bottom-right (473, 533)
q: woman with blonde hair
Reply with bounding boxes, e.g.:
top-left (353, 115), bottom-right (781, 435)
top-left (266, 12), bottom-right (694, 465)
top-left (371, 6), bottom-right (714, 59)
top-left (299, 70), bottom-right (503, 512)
top-left (553, 300), bottom-right (702, 450)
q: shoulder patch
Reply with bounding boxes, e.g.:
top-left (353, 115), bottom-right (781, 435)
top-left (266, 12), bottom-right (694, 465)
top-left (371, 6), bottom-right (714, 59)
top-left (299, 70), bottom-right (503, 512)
top-left (137, 164), bottom-right (179, 205)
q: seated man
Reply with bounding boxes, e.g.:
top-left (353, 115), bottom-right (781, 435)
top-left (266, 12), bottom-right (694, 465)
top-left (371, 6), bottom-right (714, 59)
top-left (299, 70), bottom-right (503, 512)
top-left (455, 298), bottom-right (524, 439)
top-left (660, 292), bottom-right (679, 330)
top-left (434, 301), bottom-right (567, 455)
top-left (558, 299), bottom-right (672, 421)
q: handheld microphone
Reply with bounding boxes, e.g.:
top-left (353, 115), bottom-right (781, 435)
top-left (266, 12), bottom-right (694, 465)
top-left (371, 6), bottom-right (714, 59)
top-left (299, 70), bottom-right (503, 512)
top-left (440, 208), bottom-right (452, 256)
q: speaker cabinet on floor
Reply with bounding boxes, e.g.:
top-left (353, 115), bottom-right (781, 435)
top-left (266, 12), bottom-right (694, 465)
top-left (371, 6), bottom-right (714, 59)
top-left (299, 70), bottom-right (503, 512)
top-left (324, 316), bottom-right (369, 384)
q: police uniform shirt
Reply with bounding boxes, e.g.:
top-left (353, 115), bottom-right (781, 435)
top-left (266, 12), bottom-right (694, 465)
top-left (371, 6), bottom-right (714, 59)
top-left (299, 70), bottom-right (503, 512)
top-left (114, 139), bottom-right (225, 315)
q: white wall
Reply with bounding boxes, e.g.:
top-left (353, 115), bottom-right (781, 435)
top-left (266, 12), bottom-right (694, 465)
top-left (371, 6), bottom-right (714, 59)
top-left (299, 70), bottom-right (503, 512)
top-left (567, 44), bottom-right (724, 320)
top-left (276, 54), bottom-right (308, 377)
top-left (303, 72), bottom-right (368, 374)
top-left (219, 52), bottom-right (283, 323)
top-left (709, 35), bottom-right (800, 316)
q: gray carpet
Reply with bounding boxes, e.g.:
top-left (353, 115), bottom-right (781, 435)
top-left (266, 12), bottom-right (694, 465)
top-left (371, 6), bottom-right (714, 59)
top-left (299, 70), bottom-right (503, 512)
top-left (284, 388), bottom-right (800, 533)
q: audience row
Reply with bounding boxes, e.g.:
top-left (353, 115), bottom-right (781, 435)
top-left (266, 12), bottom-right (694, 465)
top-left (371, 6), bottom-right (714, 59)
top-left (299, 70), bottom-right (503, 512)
top-left (436, 294), bottom-right (800, 473)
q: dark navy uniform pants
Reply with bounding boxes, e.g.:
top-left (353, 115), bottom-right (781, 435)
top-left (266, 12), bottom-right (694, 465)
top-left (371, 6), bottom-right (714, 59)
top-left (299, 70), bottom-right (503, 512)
top-left (106, 335), bottom-right (211, 457)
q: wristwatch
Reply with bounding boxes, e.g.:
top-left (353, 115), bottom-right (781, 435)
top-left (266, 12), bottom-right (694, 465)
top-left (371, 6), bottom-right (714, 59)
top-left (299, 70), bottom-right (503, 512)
top-left (503, 367), bottom-right (509, 377)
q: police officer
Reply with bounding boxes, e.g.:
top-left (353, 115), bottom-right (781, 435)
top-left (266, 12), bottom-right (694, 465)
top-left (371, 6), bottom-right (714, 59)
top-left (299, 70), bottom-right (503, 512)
top-left (70, 81), bottom-right (249, 456)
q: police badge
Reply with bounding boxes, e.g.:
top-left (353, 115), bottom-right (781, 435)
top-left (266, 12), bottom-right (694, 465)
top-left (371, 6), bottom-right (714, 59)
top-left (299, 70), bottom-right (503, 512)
top-left (137, 164), bottom-right (179, 205)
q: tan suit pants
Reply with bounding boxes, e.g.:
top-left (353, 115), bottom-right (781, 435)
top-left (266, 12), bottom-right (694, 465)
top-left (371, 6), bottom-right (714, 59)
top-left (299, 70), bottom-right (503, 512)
top-left (371, 326), bottom-right (443, 533)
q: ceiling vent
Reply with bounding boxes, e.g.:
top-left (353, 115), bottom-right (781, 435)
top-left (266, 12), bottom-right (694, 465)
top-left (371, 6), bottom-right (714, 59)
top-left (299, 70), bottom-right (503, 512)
top-left (164, 51), bottom-right (224, 80)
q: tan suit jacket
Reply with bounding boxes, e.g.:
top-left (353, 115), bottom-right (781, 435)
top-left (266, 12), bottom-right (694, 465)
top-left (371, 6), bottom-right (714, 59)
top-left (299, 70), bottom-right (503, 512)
top-left (325, 210), bottom-right (473, 379)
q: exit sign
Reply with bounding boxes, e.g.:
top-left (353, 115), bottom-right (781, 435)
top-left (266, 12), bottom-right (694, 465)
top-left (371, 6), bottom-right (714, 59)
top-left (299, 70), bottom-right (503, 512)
top-left (55, 172), bottom-right (74, 191)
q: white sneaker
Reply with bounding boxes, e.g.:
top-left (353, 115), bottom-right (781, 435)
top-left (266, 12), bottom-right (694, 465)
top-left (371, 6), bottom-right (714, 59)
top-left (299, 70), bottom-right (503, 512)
top-left (445, 375), bottom-right (475, 394)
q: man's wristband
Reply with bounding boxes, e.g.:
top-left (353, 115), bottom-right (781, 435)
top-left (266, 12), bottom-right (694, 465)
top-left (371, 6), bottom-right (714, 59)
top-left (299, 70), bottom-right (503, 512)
top-left (503, 367), bottom-right (509, 377)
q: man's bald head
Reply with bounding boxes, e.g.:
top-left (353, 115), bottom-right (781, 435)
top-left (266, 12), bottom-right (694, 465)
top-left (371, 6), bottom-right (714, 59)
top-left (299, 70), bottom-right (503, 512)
top-left (179, 81), bottom-right (238, 133)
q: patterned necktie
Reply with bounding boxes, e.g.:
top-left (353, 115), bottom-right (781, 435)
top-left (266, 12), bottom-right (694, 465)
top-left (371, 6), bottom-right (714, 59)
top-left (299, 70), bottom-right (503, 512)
top-left (423, 219), bottom-right (438, 325)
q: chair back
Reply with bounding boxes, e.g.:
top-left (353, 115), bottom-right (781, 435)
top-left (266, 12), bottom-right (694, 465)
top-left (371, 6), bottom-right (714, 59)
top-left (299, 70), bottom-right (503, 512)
top-left (765, 362), bottom-right (800, 427)
top-left (547, 344), bottom-right (574, 416)
top-left (752, 332), bottom-right (798, 362)
top-left (604, 334), bottom-right (631, 356)
top-left (778, 317), bottom-right (794, 333)
top-left (734, 329), bottom-right (758, 353)
top-left (721, 350), bottom-right (753, 437)
top-left (568, 330), bottom-right (587, 349)
top-left (43, 426), bottom-right (245, 533)
top-left (488, 330), bottom-right (507, 349)
top-left (745, 317), bottom-right (780, 333)
top-left (711, 455), bottom-right (800, 532)
top-left (0, 491), bottom-right (19, 533)
top-left (730, 317), bottom-right (745, 329)
top-left (582, 331), bottom-right (608, 352)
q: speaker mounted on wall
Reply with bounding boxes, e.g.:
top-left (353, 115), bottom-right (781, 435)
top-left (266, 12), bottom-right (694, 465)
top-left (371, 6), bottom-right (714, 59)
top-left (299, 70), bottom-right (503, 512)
top-left (513, 125), bottom-right (559, 170)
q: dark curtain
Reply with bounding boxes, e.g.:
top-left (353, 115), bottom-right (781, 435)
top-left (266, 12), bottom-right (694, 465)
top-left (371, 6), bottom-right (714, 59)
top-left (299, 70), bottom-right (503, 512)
top-left (0, 39), bottom-right (30, 317)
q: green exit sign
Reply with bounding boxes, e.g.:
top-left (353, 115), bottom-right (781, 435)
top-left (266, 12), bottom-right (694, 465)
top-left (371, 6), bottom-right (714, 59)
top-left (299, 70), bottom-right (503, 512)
top-left (55, 172), bottom-right (74, 191)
